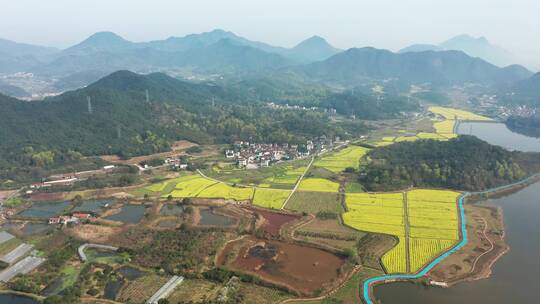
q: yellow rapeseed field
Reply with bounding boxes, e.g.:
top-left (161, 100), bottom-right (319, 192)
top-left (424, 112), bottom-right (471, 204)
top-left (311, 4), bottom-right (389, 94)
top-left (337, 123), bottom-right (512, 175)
top-left (314, 146), bottom-right (369, 173)
top-left (197, 183), bottom-right (254, 201)
top-left (252, 188), bottom-right (291, 209)
top-left (297, 178), bottom-right (340, 192)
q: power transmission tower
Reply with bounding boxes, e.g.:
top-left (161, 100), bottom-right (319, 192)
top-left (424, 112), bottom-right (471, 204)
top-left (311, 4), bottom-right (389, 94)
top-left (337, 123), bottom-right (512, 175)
top-left (117, 125), bottom-right (122, 139)
top-left (145, 89), bottom-right (150, 103)
top-left (87, 96), bottom-right (93, 114)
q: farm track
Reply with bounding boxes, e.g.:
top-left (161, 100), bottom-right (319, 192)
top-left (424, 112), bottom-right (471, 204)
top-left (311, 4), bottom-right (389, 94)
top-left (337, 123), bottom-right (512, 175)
top-left (402, 192), bottom-right (411, 273)
top-left (281, 156), bottom-right (315, 210)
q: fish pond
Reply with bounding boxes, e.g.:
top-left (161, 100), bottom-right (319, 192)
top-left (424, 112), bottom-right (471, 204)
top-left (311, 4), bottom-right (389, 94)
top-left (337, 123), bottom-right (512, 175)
top-left (72, 200), bottom-right (111, 213)
top-left (104, 205), bottom-right (146, 224)
top-left (198, 209), bottom-right (235, 227)
top-left (18, 201), bottom-right (71, 218)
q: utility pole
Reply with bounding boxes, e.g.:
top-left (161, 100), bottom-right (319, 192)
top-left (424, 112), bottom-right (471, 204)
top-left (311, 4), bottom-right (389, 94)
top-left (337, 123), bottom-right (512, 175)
top-left (87, 96), bottom-right (93, 114)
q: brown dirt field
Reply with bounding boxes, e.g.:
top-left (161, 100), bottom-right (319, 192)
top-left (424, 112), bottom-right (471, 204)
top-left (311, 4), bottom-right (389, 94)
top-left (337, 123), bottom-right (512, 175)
top-left (253, 208), bottom-right (301, 236)
top-left (226, 237), bottom-right (346, 295)
top-left (0, 190), bottom-right (17, 201)
top-left (66, 224), bottom-right (122, 244)
top-left (298, 218), bottom-right (362, 239)
top-left (29, 192), bottom-right (65, 202)
top-left (100, 140), bottom-right (197, 165)
top-left (289, 218), bottom-right (361, 252)
top-left (427, 204), bottom-right (508, 285)
top-left (117, 274), bottom-right (169, 303)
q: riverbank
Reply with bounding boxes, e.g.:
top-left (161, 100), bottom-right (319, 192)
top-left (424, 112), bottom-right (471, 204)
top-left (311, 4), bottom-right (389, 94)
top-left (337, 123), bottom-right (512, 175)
top-left (426, 204), bottom-right (508, 286)
top-left (364, 172), bottom-right (540, 304)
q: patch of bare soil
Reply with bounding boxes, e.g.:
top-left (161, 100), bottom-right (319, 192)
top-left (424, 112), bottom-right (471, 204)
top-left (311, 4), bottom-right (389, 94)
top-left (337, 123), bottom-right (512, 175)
top-left (221, 236), bottom-right (347, 295)
top-left (67, 224), bottom-right (122, 244)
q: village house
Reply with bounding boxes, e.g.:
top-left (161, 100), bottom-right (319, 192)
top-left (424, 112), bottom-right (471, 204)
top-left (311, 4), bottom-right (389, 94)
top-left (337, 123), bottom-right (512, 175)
top-left (48, 212), bottom-right (93, 225)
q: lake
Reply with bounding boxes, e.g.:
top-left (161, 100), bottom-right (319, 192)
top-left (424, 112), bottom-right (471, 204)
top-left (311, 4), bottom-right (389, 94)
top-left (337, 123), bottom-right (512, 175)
top-left (104, 205), bottom-right (145, 224)
top-left (375, 122), bottom-right (540, 303)
top-left (457, 122), bottom-right (540, 152)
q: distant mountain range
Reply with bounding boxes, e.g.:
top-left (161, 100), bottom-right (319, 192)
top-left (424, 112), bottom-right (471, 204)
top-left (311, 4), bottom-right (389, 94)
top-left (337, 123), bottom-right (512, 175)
top-left (499, 72), bottom-right (540, 105)
top-left (0, 30), bottom-right (536, 104)
top-left (399, 34), bottom-right (519, 68)
top-left (290, 47), bottom-right (532, 87)
top-left (0, 30), bottom-right (341, 77)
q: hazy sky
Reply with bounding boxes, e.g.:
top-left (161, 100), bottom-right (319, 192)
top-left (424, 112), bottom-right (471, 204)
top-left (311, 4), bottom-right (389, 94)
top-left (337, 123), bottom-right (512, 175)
top-left (1, 0), bottom-right (539, 68)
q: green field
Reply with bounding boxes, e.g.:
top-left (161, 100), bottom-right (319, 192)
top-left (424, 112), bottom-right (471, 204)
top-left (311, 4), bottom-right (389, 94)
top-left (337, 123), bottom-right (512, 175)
top-left (286, 191), bottom-right (342, 214)
top-left (203, 159), bottom-right (309, 189)
top-left (252, 188), bottom-right (291, 209)
top-left (314, 146), bottom-right (369, 173)
top-left (297, 178), bottom-right (340, 193)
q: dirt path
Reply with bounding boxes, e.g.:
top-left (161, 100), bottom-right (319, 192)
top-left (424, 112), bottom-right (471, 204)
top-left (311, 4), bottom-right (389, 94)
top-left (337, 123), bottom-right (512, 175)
top-left (402, 192), bottom-right (411, 273)
top-left (280, 156), bottom-right (315, 210)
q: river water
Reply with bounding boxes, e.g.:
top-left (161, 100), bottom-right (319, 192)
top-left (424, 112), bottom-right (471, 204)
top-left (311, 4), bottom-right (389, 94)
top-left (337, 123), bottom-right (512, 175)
top-left (0, 294), bottom-right (39, 304)
top-left (374, 122), bottom-right (540, 303)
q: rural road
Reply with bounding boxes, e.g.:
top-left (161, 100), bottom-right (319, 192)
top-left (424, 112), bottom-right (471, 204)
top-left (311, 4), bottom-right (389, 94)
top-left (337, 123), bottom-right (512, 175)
top-left (280, 156), bottom-right (315, 209)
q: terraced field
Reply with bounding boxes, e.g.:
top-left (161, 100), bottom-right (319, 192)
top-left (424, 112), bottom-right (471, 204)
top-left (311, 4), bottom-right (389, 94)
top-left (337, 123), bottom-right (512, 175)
top-left (314, 146), bottom-right (369, 173)
top-left (343, 189), bottom-right (461, 274)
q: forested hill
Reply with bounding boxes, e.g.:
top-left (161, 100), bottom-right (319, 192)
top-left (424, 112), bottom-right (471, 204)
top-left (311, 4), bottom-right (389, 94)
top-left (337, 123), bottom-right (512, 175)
top-left (359, 136), bottom-right (540, 191)
top-left (0, 71), bottom-right (373, 181)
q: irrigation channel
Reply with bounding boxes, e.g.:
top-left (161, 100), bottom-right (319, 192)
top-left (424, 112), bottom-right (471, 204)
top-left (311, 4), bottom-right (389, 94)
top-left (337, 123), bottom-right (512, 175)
top-left (363, 173), bottom-right (540, 304)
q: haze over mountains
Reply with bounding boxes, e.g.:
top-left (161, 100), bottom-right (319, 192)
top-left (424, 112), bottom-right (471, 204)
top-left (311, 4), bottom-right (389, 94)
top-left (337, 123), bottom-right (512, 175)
top-left (0, 29), bottom-right (538, 104)
top-left (399, 34), bottom-right (519, 68)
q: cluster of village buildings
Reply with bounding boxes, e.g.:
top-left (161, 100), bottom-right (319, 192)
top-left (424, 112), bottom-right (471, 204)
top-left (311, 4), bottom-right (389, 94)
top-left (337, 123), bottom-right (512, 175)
top-left (48, 212), bottom-right (93, 225)
top-left (225, 137), bottom-right (342, 169)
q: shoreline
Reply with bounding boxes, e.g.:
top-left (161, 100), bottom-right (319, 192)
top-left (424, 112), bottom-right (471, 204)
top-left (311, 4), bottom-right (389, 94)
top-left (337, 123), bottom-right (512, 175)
top-left (363, 173), bottom-right (540, 304)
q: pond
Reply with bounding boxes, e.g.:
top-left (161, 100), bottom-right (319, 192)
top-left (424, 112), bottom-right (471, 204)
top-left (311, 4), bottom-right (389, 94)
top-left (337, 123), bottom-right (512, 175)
top-left (72, 200), bottom-right (111, 213)
top-left (159, 204), bottom-right (184, 216)
top-left (374, 122), bottom-right (540, 303)
top-left (18, 201), bottom-right (71, 218)
top-left (117, 266), bottom-right (146, 280)
top-left (0, 294), bottom-right (40, 304)
top-left (104, 277), bottom-right (125, 300)
top-left (199, 209), bottom-right (234, 227)
top-left (21, 222), bottom-right (52, 236)
top-left (41, 277), bottom-right (64, 296)
top-left (104, 205), bottom-right (145, 224)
